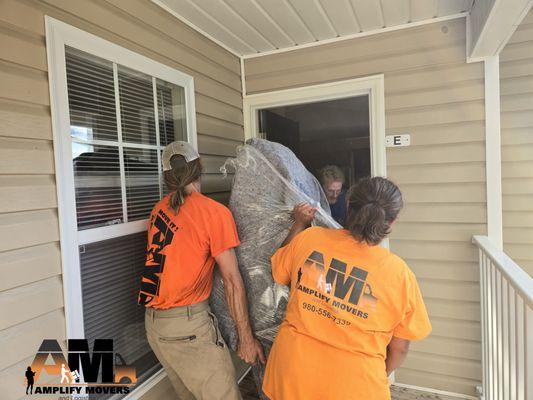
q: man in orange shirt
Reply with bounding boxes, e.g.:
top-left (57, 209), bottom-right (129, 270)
top-left (262, 177), bottom-right (431, 400)
top-left (138, 141), bottom-right (264, 400)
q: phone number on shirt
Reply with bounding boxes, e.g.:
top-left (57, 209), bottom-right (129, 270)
top-left (302, 302), bottom-right (351, 326)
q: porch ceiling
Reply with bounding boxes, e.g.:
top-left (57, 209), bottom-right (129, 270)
top-left (153, 0), bottom-right (474, 57)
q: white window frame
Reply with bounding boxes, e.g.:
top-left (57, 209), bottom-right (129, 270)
top-left (45, 16), bottom-right (197, 339)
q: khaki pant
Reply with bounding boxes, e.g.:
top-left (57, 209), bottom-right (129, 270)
top-left (145, 301), bottom-right (241, 400)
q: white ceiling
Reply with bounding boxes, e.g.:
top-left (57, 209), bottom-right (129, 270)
top-left (155, 0), bottom-right (474, 57)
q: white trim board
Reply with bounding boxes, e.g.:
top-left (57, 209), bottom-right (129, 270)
top-left (483, 56), bottom-right (503, 251)
top-left (240, 57), bottom-right (247, 97)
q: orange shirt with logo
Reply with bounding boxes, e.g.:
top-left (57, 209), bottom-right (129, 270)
top-left (262, 227), bottom-right (431, 400)
top-left (138, 192), bottom-right (240, 309)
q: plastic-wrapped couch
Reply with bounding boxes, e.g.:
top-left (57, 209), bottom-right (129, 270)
top-left (209, 138), bottom-right (340, 394)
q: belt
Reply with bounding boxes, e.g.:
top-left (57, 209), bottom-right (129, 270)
top-left (145, 300), bottom-right (209, 321)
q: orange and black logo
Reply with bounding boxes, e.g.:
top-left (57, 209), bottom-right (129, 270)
top-left (297, 250), bottom-right (379, 319)
top-left (24, 339), bottom-right (136, 396)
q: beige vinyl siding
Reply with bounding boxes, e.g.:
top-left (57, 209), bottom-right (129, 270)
top-left (500, 9), bottom-right (533, 276)
top-left (245, 17), bottom-right (485, 396)
top-left (0, 0), bottom-right (243, 398)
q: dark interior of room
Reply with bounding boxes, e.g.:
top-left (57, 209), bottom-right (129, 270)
top-left (258, 95), bottom-right (371, 187)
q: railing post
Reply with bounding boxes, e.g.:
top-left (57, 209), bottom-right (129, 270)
top-left (526, 307), bottom-right (532, 399)
top-left (486, 254), bottom-right (493, 400)
top-left (491, 263), bottom-right (498, 398)
top-left (502, 280), bottom-right (509, 400)
top-left (516, 296), bottom-right (524, 399)
top-left (479, 250), bottom-right (487, 400)
top-left (508, 286), bottom-right (516, 400)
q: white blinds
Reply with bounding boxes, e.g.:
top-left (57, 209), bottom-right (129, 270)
top-left (156, 78), bottom-right (187, 145)
top-left (73, 145), bottom-right (123, 229)
top-left (65, 47), bottom-right (187, 230)
top-left (118, 66), bottom-right (157, 145)
top-left (66, 48), bottom-right (118, 142)
top-left (124, 148), bottom-right (160, 221)
top-left (79, 232), bottom-right (160, 396)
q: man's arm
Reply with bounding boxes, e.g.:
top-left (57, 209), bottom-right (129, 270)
top-left (215, 248), bottom-right (265, 365)
top-left (385, 336), bottom-right (410, 376)
top-left (281, 203), bottom-right (317, 247)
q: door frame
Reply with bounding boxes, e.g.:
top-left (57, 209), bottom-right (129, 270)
top-left (243, 75), bottom-right (392, 382)
top-left (243, 74), bottom-right (387, 178)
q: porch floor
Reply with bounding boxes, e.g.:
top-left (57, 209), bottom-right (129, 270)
top-left (239, 373), bottom-right (460, 400)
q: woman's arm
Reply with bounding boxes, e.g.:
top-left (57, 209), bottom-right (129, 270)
top-left (281, 203), bottom-right (317, 247)
top-left (216, 248), bottom-right (265, 365)
top-left (385, 336), bottom-right (410, 376)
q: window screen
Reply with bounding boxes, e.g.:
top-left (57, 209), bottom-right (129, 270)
top-left (63, 46), bottom-right (192, 395)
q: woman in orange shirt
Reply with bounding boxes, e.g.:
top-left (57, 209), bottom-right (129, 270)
top-left (262, 177), bottom-right (432, 400)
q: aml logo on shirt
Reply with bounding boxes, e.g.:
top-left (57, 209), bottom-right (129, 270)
top-left (302, 251), bottom-right (378, 310)
top-left (138, 209), bottom-right (176, 305)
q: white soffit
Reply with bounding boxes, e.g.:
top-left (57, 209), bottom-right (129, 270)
top-left (153, 0), bottom-right (473, 58)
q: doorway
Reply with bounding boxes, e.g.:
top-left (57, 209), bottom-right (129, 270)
top-left (243, 75), bottom-right (386, 186)
top-left (258, 95), bottom-right (371, 187)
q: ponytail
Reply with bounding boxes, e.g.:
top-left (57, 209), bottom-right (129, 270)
top-left (169, 187), bottom-right (188, 213)
top-left (163, 155), bottom-right (202, 213)
top-left (346, 177), bottom-right (403, 246)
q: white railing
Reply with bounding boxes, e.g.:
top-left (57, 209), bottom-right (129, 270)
top-left (473, 236), bottom-right (533, 400)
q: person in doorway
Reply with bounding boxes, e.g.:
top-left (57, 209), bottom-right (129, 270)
top-left (319, 165), bottom-right (347, 225)
top-left (262, 177), bottom-right (432, 400)
top-left (138, 141), bottom-right (264, 400)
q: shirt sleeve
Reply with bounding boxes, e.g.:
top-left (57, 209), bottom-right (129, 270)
top-left (271, 229), bottom-right (309, 286)
top-left (393, 268), bottom-right (432, 341)
top-left (209, 204), bottom-right (241, 257)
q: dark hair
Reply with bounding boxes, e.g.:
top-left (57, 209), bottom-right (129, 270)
top-left (163, 155), bottom-right (202, 213)
top-left (345, 177), bottom-right (403, 246)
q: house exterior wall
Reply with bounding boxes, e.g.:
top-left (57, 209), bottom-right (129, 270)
top-left (245, 17), bottom-right (486, 396)
top-left (500, 9), bottom-right (533, 276)
top-left (0, 0), bottom-right (242, 398)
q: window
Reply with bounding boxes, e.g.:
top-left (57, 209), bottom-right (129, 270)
top-left (46, 18), bottom-right (197, 396)
top-left (66, 47), bottom-right (188, 230)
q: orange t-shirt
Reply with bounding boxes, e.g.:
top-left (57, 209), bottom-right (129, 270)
top-left (138, 192), bottom-right (240, 309)
top-left (262, 227), bottom-right (431, 400)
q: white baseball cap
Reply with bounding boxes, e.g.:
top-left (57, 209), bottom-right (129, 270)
top-left (162, 141), bottom-right (200, 171)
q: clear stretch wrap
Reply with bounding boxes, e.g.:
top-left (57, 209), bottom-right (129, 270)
top-left (209, 139), bottom-right (341, 392)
